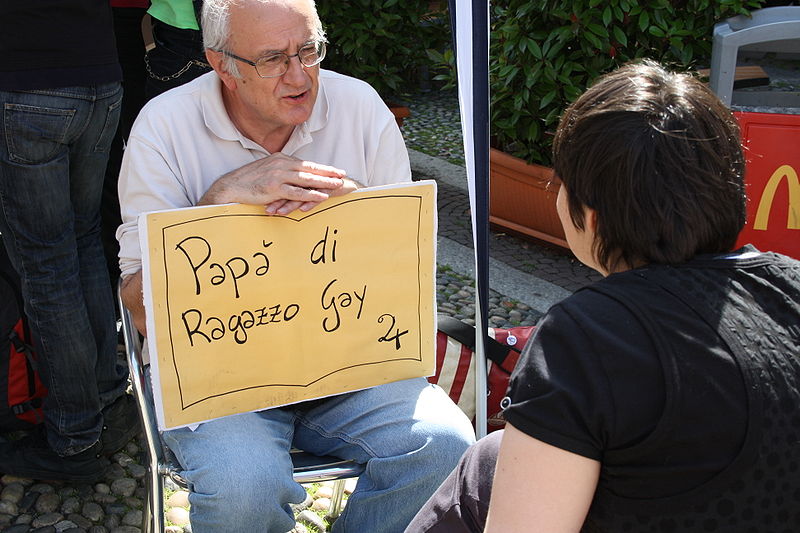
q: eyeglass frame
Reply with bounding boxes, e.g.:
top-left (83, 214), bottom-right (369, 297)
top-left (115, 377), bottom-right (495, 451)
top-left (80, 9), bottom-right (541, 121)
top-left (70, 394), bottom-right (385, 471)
top-left (212, 41), bottom-right (327, 78)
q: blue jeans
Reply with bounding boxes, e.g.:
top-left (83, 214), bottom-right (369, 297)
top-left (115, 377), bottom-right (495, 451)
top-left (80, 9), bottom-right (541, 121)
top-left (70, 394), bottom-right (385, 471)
top-left (0, 83), bottom-right (127, 455)
top-left (163, 378), bottom-right (476, 532)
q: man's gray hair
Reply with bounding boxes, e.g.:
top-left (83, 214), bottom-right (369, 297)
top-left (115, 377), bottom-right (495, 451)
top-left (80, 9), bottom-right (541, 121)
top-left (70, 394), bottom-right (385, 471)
top-left (202, 0), bottom-right (326, 78)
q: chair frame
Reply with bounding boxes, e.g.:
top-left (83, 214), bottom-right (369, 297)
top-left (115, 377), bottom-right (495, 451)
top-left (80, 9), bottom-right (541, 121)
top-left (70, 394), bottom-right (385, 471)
top-left (118, 286), bottom-right (364, 533)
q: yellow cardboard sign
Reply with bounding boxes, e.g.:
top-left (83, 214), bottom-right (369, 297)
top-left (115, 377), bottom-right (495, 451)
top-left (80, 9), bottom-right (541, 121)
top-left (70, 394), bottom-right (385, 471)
top-left (141, 182), bottom-right (437, 429)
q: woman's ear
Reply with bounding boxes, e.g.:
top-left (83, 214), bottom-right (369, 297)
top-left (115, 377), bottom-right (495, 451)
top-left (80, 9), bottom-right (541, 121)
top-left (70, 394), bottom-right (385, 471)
top-left (585, 207), bottom-right (599, 235)
top-left (584, 207), bottom-right (611, 276)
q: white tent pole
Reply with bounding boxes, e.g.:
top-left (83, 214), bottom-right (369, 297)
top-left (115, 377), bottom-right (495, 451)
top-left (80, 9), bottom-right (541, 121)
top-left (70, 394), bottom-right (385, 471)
top-left (452, 0), bottom-right (490, 439)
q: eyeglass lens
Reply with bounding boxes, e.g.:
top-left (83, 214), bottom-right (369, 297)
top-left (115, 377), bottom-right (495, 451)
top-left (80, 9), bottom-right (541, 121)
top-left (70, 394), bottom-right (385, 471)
top-left (255, 42), bottom-right (326, 77)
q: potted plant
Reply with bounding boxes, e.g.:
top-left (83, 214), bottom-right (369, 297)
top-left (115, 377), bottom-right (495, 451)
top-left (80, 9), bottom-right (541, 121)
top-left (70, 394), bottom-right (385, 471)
top-left (317, 1), bottom-right (450, 127)
top-left (488, 0), bottom-right (763, 247)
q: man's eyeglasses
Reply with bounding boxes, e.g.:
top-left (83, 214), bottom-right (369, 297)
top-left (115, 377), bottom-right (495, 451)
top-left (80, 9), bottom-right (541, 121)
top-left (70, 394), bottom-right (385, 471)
top-left (214, 41), bottom-right (327, 78)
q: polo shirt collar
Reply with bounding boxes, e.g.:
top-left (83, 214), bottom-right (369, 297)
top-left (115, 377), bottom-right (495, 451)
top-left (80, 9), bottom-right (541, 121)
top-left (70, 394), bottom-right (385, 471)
top-left (199, 71), bottom-right (330, 155)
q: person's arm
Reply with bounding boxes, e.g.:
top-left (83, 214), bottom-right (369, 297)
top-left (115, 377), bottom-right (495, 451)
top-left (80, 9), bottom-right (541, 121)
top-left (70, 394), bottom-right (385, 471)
top-left (485, 423), bottom-right (600, 533)
top-left (120, 270), bottom-right (146, 336)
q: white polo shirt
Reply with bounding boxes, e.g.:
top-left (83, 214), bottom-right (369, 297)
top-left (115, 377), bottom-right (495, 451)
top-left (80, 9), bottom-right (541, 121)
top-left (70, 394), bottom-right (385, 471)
top-left (117, 69), bottom-right (411, 277)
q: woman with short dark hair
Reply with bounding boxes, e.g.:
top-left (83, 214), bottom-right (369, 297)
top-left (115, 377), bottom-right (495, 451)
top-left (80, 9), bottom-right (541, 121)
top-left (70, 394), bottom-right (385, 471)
top-left (405, 60), bottom-right (800, 533)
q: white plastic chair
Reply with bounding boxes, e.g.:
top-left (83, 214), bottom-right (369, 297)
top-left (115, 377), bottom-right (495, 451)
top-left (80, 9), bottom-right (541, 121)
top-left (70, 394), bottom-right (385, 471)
top-left (117, 285), bottom-right (364, 533)
top-left (709, 6), bottom-right (800, 105)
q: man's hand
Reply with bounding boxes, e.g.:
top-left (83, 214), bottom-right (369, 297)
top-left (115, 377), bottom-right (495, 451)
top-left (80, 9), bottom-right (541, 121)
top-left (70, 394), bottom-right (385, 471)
top-left (120, 271), bottom-right (147, 336)
top-left (198, 153), bottom-right (348, 211)
top-left (264, 176), bottom-right (361, 215)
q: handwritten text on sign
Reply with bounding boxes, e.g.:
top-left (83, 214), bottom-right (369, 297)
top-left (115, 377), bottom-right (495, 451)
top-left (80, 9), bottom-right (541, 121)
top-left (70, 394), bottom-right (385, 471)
top-left (142, 182), bottom-right (437, 429)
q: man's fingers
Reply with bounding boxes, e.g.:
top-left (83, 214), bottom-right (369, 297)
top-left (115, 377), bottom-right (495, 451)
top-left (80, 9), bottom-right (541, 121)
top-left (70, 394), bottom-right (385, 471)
top-left (298, 200), bottom-right (321, 212)
top-left (296, 159), bottom-right (347, 178)
top-left (265, 199), bottom-right (289, 214)
top-left (292, 172), bottom-right (346, 190)
top-left (282, 184), bottom-right (329, 201)
top-left (266, 195), bottom-right (324, 216)
top-left (275, 200), bottom-right (305, 215)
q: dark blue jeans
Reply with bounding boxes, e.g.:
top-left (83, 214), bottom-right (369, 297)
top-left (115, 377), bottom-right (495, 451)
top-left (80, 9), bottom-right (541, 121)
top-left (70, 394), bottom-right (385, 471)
top-left (0, 83), bottom-right (127, 455)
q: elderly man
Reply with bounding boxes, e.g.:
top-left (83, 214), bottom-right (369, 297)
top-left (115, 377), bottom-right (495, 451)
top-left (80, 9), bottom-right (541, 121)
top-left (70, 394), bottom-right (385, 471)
top-left (117, 0), bottom-right (475, 531)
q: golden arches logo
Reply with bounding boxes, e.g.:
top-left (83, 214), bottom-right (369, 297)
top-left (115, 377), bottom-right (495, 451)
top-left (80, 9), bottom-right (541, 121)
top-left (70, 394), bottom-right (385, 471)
top-left (753, 165), bottom-right (800, 231)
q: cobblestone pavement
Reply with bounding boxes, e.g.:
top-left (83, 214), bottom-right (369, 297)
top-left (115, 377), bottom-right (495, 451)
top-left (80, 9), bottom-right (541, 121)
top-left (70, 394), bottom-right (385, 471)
top-left (403, 89), bottom-right (602, 294)
top-left (402, 89), bottom-right (465, 166)
top-left (435, 181), bottom-right (602, 294)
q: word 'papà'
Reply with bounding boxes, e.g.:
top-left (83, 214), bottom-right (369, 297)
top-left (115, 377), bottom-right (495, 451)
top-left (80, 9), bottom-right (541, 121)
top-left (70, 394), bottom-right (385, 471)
top-left (173, 226), bottom-right (367, 345)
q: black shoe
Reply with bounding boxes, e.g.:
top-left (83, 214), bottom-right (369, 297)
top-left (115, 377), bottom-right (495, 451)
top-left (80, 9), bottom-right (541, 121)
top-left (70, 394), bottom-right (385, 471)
top-left (100, 393), bottom-right (142, 456)
top-left (0, 435), bottom-right (108, 483)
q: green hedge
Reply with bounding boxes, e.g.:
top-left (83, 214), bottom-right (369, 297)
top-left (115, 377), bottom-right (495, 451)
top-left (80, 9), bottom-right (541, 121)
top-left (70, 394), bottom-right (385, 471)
top-left (317, 1), bottom-right (450, 102)
top-left (491, 0), bottom-right (765, 166)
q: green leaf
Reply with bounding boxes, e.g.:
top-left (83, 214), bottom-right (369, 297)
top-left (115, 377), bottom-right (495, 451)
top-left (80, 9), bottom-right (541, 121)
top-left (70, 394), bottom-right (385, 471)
top-left (527, 120), bottom-right (540, 141)
top-left (587, 23), bottom-right (608, 38)
top-left (602, 6), bottom-right (612, 26)
top-left (638, 11), bottom-right (650, 32)
top-left (612, 26), bottom-right (628, 46)
top-left (527, 38), bottom-right (543, 59)
top-left (584, 31), bottom-right (603, 49)
top-left (539, 89), bottom-right (557, 109)
top-left (498, 64), bottom-right (518, 78)
top-left (681, 43), bottom-right (694, 65)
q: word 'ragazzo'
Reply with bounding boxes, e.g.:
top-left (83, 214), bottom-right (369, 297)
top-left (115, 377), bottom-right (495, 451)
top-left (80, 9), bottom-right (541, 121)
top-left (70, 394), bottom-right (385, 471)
top-left (182, 302), bottom-right (300, 345)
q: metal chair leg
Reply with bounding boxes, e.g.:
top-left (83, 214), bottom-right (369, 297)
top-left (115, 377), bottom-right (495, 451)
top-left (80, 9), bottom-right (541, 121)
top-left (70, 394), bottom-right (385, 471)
top-left (329, 479), bottom-right (347, 518)
top-left (152, 468), bottom-right (166, 533)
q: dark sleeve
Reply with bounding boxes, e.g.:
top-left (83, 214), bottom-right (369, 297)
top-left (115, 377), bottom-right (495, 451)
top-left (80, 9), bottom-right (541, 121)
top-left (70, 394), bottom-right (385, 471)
top-left (503, 290), bottom-right (666, 461)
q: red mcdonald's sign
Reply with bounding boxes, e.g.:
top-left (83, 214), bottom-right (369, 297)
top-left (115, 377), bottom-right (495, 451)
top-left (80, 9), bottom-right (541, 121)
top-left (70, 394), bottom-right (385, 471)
top-left (734, 112), bottom-right (800, 259)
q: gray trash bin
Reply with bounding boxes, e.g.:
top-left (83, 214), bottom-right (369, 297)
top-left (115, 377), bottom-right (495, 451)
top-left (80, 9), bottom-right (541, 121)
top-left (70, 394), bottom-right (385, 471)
top-left (709, 6), bottom-right (800, 106)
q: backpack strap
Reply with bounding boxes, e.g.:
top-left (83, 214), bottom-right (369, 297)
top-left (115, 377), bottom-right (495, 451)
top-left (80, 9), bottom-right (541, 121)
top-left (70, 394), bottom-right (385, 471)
top-left (436, 315), bottom-right (512, 366)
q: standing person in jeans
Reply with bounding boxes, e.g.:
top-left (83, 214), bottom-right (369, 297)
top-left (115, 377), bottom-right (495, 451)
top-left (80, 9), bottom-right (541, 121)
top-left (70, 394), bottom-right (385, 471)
top-left (0, 0), bottom-right (140, 482)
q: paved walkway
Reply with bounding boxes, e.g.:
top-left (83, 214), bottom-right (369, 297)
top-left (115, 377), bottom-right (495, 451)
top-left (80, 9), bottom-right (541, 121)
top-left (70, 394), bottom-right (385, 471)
top-left (410, 149), bottom-right (601, 317)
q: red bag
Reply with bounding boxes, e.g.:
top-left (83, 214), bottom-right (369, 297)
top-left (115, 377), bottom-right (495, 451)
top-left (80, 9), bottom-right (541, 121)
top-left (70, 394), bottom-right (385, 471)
top-left (429, 315), bottom-right (535, 432)
top-left (0, 259), bottom-right (46, 431)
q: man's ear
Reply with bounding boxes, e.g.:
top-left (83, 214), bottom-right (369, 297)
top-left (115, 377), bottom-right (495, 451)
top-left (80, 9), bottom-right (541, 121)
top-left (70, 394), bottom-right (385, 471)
top-left (205, 49), bottom-right (238, 91)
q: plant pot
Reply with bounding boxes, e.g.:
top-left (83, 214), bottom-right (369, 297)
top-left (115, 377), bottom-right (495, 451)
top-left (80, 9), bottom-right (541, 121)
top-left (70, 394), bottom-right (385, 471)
top-left (386, 103), bottom-right (411, 127)
top-left (489, 148), bottom-right (568, 249)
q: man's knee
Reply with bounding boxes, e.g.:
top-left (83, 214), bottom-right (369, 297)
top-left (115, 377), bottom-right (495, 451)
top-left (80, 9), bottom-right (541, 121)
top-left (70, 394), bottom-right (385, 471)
top-left (186, 460), bottom-right (305, 530)
top-left (406, 389), bottom-right (475, 483)
top-left (412, 415), bottom-right (475, 476)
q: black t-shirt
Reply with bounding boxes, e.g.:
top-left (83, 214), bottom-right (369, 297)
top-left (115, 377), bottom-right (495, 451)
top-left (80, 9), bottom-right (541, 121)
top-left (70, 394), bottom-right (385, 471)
top-left (504, 247), bottom-right (800, 532)
top-left (0, 0), bottom-right (121, 90)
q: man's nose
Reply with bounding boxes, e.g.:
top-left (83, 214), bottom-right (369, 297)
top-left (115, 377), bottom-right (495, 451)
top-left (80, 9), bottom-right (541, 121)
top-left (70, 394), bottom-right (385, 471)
top-left (282, 55), bottom-right (308, 85)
